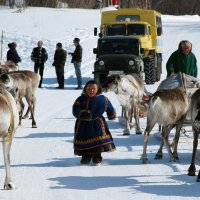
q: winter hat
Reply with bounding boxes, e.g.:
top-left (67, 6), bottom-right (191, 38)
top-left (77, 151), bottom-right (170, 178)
top-left (8, 43), bottom-right (12, 48)
top-left (57, 42), bottom-right (62, 48)
top-left (12, 42), bottom-right (17, 48)
top-left (73, 38), bottom-right (80, 43)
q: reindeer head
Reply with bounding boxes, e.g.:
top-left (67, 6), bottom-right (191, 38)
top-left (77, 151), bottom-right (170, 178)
top-left (0, 73), bottom-right (15, 94)
top-left (0, 73), bottom-right (11, 85)
top-left (103, 75), bottom-right (121, 92)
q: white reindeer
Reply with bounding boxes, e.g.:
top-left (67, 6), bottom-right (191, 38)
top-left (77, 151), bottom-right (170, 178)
top-left (0, 85), bottom-right (19, 189)
top-left (104, 73), bottom-right (144, 135)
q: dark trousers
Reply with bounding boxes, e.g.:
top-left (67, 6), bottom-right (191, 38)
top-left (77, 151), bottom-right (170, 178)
top-left (195, 110), bottom-right (200, 121)
top-left (34, 63), bottom-right (44, 87)
top-left (55, 65), bottom-right (64, 87)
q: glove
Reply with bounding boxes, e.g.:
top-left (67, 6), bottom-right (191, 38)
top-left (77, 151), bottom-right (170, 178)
top-left (107, 112), bottom-right (116, 120)
top-left (78, 110), bottom-right (92, 121)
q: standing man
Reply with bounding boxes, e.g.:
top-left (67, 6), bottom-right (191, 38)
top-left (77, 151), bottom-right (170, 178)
top-left (69, 38), bottom-right (83, 89)
top-left (52, 43), bottom-right (67, 89)
top-left (31, 41), bottom-right (48, 88)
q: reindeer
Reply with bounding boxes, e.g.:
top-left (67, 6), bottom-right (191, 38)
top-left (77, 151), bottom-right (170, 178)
top-left (0, 71), bottom-right (39, 128)
top-left (0, 85), bottom-right (19, 189)
top-left (0, 60), bottom-right (18, 73)
top-left (188, 88), bottom-right (200, 181)
top-left (9, 70), bottom-right (40, 119)
top-left (104, 73), bottom-right (144, 135)
top-left (141, 88), bottom-right (189, 163)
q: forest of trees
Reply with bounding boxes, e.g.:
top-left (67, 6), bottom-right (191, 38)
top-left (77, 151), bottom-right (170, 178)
top-left (0, 0), bottom-right (200, 15)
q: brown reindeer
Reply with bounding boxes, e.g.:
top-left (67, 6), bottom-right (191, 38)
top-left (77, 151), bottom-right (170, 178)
top-left (0, 60), bottom-right (18, 73)
top-left (188, 88), bottom-right (200, 181)
top-left (141, 88), bottom-right (189, 163)
top-left (104, 73), bottom-right (144, 135)
top-left (0, 85), bottom-right (19, 189)
top-left (9, 70), bottom-right (40, 120)
top-left (0, 71), bottom-right (39, 128)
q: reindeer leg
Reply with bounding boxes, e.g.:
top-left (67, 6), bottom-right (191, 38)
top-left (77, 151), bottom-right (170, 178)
top-left (23, 106), bottom-right (30, 119)
top-left (129, 105), bottom-right (136, 129)
top-left (197, 170), bottom-right (200, 182)
top-left (3, 140), bottom-right (16, 190)
top-left (17, 98), bottom-right (24, 126)
top-left (32, 96), bottom-right (36, 119)
top-left (188, 127), bottom-right (199, 176)
top-left (162, 125), bottom-right (176, 162)
top-left (155, 128), bottom-right (164, 160)
top-left (28, 96), bottom-right (36, 120)
top-left (172, 124), bottom-right (182, 161)
top-left (22, 98), bottom-right (30, 119)
top-left (134, 104), bottom-right (142, 134)
top-left (123, 108), bottom-right (130, 135)
top-left (141, 119), bottom-right (156, 164)
top-left (27, 100), bottom-right (37, 128)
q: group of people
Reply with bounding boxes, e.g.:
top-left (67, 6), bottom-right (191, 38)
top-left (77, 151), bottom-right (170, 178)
top-left (6, 39), bottom-right (198, 165)
top-left (72, 39), bottom-right (199, 165)
top-left (7, 38), bottom-right (83, 89)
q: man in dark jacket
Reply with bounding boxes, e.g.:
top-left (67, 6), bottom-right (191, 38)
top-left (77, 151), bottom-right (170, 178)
top-left (166, 40), bottom-right (197, 77)
top-left (7, 42), bottom-right (21, 65)
top-left (52, 43), bottom-right (67, 89)
top-left (69, 37), bottom-right (83, 89)
top-left (31, 41), bottom-right (48, 88)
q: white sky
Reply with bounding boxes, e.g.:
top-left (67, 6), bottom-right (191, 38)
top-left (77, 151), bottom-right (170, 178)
top-left (0, 6), bottom-right (200, 200)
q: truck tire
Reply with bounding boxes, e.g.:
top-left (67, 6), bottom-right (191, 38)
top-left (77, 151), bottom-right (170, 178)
top-left (144, 57), bottom-right (156, 85)
top-left (155, 55), bottom-right (162, 81)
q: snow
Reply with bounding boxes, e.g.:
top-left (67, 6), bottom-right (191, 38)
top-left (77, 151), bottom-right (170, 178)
top-left (0, 6), bottom-right (200, 200)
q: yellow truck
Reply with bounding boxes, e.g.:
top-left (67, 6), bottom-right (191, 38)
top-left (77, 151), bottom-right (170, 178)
top-left (93, 8), bottom-right (163, 85)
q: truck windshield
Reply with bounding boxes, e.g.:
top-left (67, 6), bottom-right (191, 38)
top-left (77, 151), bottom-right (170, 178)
top-left (107, 24), bottom-right (126, 36)
top-left (127, 24), bottom-right (146, 35)
top-left (99, 39), bottom-right (139, 56)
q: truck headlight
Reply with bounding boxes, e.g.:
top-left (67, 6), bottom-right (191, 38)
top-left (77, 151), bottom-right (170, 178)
top-left (99, 60), bottom-right (104, 66)
top-left (129, 60), bottom-right (134, 65)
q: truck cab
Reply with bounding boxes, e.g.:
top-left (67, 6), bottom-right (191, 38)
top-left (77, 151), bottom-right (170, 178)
top-left (93, 36), bottom-right (144, 86)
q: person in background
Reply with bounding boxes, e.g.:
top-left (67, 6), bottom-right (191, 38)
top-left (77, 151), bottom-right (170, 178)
top-left (69, 37), bottom-right (83, 89)
top-left (7, 42), bottom-right (21, 65)
top-left (72, 80), bottom-right (116, 165)
top-left (52, 43), bottom-right (67, 89)
top-left (166, 40), bottom-right (197, 77)
top-left (31, 41), bottom-right (48, 88)
top-left (166, 40), bottom-right (200, 129)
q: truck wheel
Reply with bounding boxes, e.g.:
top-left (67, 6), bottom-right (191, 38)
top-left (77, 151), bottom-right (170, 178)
top-left (144, 57), bottom-right (156, 85)
top-left (155, 55), bottom-right (162, 81)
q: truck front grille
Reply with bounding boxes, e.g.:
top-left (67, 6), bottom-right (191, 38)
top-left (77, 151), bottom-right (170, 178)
top-left (107, 60), bottom-right (127, 70)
